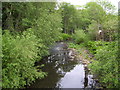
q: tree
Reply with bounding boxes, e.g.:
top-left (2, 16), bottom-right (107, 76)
top-left (85, 2), bottom-right (106, 24)
top-left (2, 2), bottom-right (62, 88)
top-left (87, 20), bottom-right (99, 40)
top-left (76, 9), bottom-right (91, 31)
top-left (82, 2), bottom-right (106, 41)
top-left (59, 2), bottom-right (77, 34)
top-left (2, 2), bottom-right (31, 31)
top-left (96, 0), bottom-right (116, 14)
top-left (102, 15), bottom-right (118, 41)
top-left (2, 2), bottom-right (62, 56)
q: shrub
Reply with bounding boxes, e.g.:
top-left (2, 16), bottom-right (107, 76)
top-left (89, 41), bottom-right (119, 88)
top-left (68, 42), bottom-right (80, 49)
top-left (2, 30), bottom-right (46, 88)
top-left (61, 33), bottom-right (72, 41)
top-left (72, 29), bottom-right (90, 44)
top-left (86, 41), bottom-right (109, 54)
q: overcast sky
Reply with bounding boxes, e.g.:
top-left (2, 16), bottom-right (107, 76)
top-left (58, 0), bottom-right (119, 11)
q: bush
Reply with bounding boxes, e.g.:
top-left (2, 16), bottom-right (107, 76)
top-left (68, 42), bottom-right (80, 49)
top-left (60, 33), bottom-right (72, 41)
top-left (72, 29), bottom-right (90, 44)
top-left (86, 41), bottom-right (109, 54)
top-left (89, 41), bottom-right (119, 88)
top-left (2, 30), bottom-right (46, 88)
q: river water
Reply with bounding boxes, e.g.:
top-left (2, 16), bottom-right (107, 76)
top-left (28, 42), bottom-right (97, 88)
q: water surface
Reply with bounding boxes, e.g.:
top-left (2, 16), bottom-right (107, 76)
top-left (28, 42), bottom-right (96, 88)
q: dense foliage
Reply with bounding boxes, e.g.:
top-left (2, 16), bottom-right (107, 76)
top-left (88, 41), bottom-right (118, 88)
top-left (72, 29), bottom-right (90, 44)
top-left (59, 2), bottom-right (77, 34)
top-left (2, 30), bottom-right (46, 88)
top-left (1, 0), bottom-right (119, 88)
top-left (2, 2), bottom-right (62, 88)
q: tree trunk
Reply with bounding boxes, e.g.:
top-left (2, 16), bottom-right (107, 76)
top-left (109, 30), bottom-right (112, 41)
top-left (6, 11), bottom-right (14, 31)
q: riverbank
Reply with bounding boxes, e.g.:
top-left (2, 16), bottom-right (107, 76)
top-left (67, 42), bottom-right (104, 89)
top-left (67, 42), bottom-right (93, 63)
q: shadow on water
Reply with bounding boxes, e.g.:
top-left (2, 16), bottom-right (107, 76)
top-left (27, 42), bottom-right (96, 88)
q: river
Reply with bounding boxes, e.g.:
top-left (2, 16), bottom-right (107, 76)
top-left (27, 42), bottom-right (98, 88)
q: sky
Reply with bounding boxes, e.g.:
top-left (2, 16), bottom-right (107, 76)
top-left (58, 0), bottom-right (119, 11)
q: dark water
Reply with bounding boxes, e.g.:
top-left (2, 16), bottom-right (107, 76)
top-left (28, 42), bottom-right (97, 88)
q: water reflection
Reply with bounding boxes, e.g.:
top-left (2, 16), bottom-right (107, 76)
top-left (56, 64), bottom-right (85, 88)
top-left (29, 56), bottom-right (77, 88)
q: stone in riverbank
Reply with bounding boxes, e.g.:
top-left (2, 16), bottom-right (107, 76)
top-left (67, 48), bottom-right (78, 61)
top-left (67, 47), bottom-right (92, 67)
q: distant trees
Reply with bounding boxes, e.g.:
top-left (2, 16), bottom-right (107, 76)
top-left (102, 14), bottom-right (118, 41)
top-left (85, 2), bottom-right (106, 24)
top-left (59, 2), bottom-right (78, 34)
top-left (96, 0), bottom-right (116, 14)
top-left (56, 0), bottom-right (118, 43)
top-left (83, 1), bottom-right (117, 41)
top-left (59, 1), bottom-right (117, 42)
